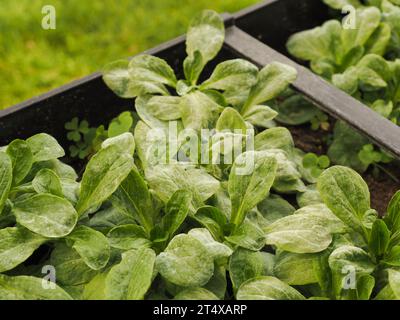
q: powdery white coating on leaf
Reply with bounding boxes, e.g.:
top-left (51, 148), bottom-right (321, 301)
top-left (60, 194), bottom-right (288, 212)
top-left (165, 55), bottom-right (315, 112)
top-left (0, 275), bottom-right (72, 300)
top-left (328, 245), bottom-right (375, 274)
top-left (188, 228), bottom-right (232, 261)
top-left (0, 227), bottom-right (46, 272)
top-left (102, 132), bottom-right (136, 156)
top-left (6, 139), bottom-right (33, 186)
top-left (264, 214), bottom-right (332, 253)
top-left (236, 276), bottom-right (305, 300)
top-left (107, 224), bottom-right (151, 251)
top-left (273, 251), bottom-right (319, 285)
top-left (317, 165), bottom-right (370, 232)
top-left (229, 151), bottom-right (278, 227)
top-left (186, 10), bottom-right (224, 64)
top-left (174, 287), bottom-right (219, 300)
top-left (243, 62), bottom-right (297, 111)
top-left (156, 234), bottom-right (214, 287)
top-left (67, 225), bottom-right (111, 270)
top-left (105, 248), bottom-right (156, 300)
top-left (0, 152), bottom-right (12, 214)
top-left (201, 59), bottom-right (258, 92)
top-left (128, 54), bottom-right (177, 88)
top-left (26, 133), bottom-right (65, 162)
top-left (76, 144), bottom-right (135, 216)
top-left (13, 194), bottom-right (78, 238)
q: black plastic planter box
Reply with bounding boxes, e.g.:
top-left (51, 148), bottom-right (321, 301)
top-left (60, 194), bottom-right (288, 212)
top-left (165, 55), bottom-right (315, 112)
top-left (1, 0), bottom-right (400, 162)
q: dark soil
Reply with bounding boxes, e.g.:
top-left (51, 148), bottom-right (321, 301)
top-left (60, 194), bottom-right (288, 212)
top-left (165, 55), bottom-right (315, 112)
top-left (286, 123), bottom-right (400, 216)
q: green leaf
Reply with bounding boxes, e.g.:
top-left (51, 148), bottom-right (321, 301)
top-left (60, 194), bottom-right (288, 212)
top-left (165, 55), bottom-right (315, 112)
top-left (13, 194), bottom-right (78, 238)
top-left (146, 164), bottom-right (219, 209)
top-left (229, 151), bottom-right (277, 227)
top-left (201, 59), bottom-right (258, 92)
top-left (263, 149), bottom-right (306, 193)
top-left (229, 248), bottom-right (273, 290)
top-left (0, 152), bottom-right (12, 214)
top-left (384, 246), bottom-right (400, 267)
top-left (225, 219), bottom-right (266, 251)
top-left (156, 234), bottom-right (214, 287)
top-left (102, 132), bottom-right (135, 156)
top-left (216, 107), bottom-right (247, 132)
top-left (103, 60), bottom-right (137, 98)
top-left (386, 190), bottom-right (400, 232)
top-left (328, 122), bottom-right (369, 172)
top-left (174, 288), bottom-right (219, 300)
top-left (257, 194), bottom-right (296, 225)
top-left (387, 269), bottom-right (400, 299)
top-left (297, 184), bottom-right (323, 207)
top-left (317, 166), bottom-right (371, 234)
top-left (111, 168), bottom-right (154, 233)
top-left (274, 251), bottom-right (320, 285)
top-left (273, 93), bottom-right (318, 125)
top-left (357, 274), bottom-right (375, 300)
top-left (369, 219), bottom-right (390, 257)
top-left (365, 22), bottom-right (391, 56)
top-left (82, 272), bottom-right (107, 300)
top-left (254, 127), bottom-right (294, 155)
top-left (243, 63), bottom-right (297, 112)
top-left (184, 50), bottom-right (204, 85)
top-left (32, 169), bottom-right (63, 197)
top-left (26, 133), bottom-right (65, 162)
top-left (242, 104), bottom-right (278, 128)
top-left (50, 243), bottom-right (98, 286)
top-left (188, 228), bottom-right (233, 262)
top-left (128, 54), bottom-right (177, 88)
top-left (194, 206), bottom-right (227, 241)
top-left (264, 213), bottom-right (333, 253)
top-left (108, 112), bottom-right (134, 138)
top-left (0, 227), bottom-right (46, 273)
top-left (236, 276), bottom-right (305, 300)
top-left (186, 10), bottom-right (224, 66)
top-left (146, 95), bottom-right (182, 121)
top-left (105, 248), bottom-right (156, 300)
top-left (294, 204), bottom-right (349, 234)
top-left (6, 139), bottom-right (33, 186)
top-left (66, 226), bottom-right (111, 270)
top-left (161, 190), bottom-right (192, 240)
top-left (0, 275), bottom-right (72, 300)
top-left (342, 7), bottom-right (381, 52)
top-left (180, 91), bottom-right (223, 131)
top-left (323, 0), bottom-right (363, 9)
top-left (286, 20), bottom-right (342, 64)
top-left (328, 245), bottom-right (375, 275)
top-left (76, 145), bottom-right (134, 216)
top-left (107, 224), bottom-right (151, 250)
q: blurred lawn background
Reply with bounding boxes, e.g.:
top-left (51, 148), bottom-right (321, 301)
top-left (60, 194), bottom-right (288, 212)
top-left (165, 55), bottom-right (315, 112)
top-left (0, 0), bottom-right (258, 109)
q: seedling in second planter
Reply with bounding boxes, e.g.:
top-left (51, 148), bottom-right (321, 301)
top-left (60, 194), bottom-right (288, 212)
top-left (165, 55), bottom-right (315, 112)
top-left (303, 152), bottom-right (330, 178)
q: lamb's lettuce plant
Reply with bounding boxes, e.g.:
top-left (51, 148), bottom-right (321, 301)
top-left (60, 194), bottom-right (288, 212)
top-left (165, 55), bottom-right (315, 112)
top-left (286, 0), bottom-right (400, 175)
top-left (1, 9), bottom-right (400, 301)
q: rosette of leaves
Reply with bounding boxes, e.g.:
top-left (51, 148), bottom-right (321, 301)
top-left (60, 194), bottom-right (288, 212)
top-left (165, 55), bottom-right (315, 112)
top-left (3, 9), bottom-right (400, 301)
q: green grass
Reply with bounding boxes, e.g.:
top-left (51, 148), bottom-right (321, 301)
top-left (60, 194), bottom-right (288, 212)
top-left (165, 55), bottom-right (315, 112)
top-left (0, 0), bottom-right (258, 109)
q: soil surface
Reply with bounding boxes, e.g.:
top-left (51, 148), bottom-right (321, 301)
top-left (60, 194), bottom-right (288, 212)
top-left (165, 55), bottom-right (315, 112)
top-left (287, 124), bottom-right (400, 216)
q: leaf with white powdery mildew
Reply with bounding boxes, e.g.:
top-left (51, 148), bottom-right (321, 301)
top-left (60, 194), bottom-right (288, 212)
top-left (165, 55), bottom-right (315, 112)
top-left (105, 248), bottom-right (156, 300)
top-left (0, 227), bottom-right (46, 273)
top-left (76, 145), bottom-right (134, 216)
top-left (66, 226), bottom-right (111, 270)
top-left (13, 194), bottom-right (78, 238)
top-left (236, 276), bottom-right (305, 300)
top-left (264, 213), bottom-right (332, 253)
top-left (156, 234), bottom-right (214, 287)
